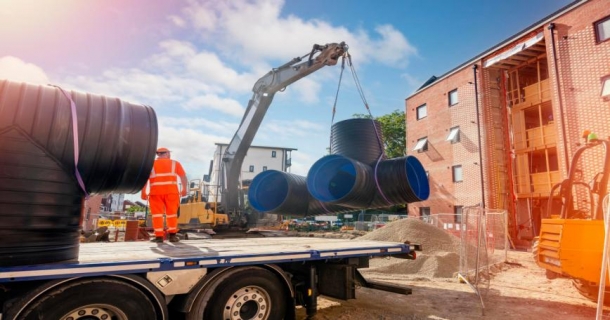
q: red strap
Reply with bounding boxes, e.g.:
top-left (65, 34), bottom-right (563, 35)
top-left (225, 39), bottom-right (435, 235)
top-left (50, 85), bottom-right (89, 199)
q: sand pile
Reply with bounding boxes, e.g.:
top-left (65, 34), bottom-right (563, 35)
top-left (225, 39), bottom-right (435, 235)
top-left (359, 218), bottom-right (462, 278)
top-left (359, 218), bottom-right (461, 253)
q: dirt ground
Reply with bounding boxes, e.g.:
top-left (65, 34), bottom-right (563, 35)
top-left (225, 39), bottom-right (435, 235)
top-left (295, 250), bottom-right (605, 320)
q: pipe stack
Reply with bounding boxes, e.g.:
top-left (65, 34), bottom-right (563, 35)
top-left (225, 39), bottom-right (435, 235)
top-left (248, 118), bottom-right (429, 216)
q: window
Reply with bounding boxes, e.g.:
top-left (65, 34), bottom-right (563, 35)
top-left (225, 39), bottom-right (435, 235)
top-left (416, 104), bottom-right (427, 120)
top-left (452, 165), bottom-right (463, 182)
top-left (262, 166), bottom-right (268, 171)
top-left (454, 206), bottom-right (463, 223)
top-left (602, 75), bottom-right (610, 101)
top-left (420, 206), bottom-right (430, 217)
top-left (595, 15), bottom-right (610, 43)
top-left (249, 165), bottom-right (254, 172)
top-left (271, 151), bottom-right (277, 158)
top-left (413, 137), bottom-right (428, 152)
top-left (446, 126), bottom-right (460, 143)
top-left (448, 89), bottom-right (458, 106)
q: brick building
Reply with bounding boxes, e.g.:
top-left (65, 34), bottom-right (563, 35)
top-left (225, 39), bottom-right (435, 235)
top-left (406, 0), bottom-right (610, 246)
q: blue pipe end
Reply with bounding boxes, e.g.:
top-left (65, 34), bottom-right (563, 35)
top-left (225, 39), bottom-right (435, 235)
top-left (247, 170), bottom-right (288, 211)
top-left (307, 155), bottom-right (356, 202)
top-left (406, 156), bottom-right (430, 201)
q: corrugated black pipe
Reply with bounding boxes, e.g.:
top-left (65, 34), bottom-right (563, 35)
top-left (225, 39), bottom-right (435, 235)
top-left (306, 155), bottom-right (377, 208)
top-left (331, 118), bottom-right (385, 166)
top-left (307, 155), bottom-right (429, 209)
top-left (373, 156), bottom-right (430, 204)
top-left (473, 65), bottom-right (486, 208)
top-left (0, 80), bottom-right (157, 266)
top-left (548, 22), bottom-right (570, 173)
top-left (248, 170), bottom-right (351, 216)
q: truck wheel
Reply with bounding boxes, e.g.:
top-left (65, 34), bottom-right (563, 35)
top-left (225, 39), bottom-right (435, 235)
top-left (12, 278), bottom-right (158, 320)
top-left (187, 267), bottom-right (287, 320)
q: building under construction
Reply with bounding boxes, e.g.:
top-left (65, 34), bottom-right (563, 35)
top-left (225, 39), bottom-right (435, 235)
top-left (406, 0), bottom-right (610, 247)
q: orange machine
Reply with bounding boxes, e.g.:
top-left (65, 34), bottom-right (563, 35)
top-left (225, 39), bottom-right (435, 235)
top-left (535, 131), bottom-right (610, 302)
top-left (178, 179), bottom-right (230, 230)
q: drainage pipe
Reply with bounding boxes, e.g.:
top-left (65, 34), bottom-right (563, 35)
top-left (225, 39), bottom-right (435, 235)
top-left (548, 22), bottom-right (571, 173)
top-left (307, 155), bottom-right (429, 209)
top-left (473, 65), bottom-right (486, 208)
top-left (248, 170), bottom-right (351, 216)
top-left (0, 80), bottom-right (157, 266)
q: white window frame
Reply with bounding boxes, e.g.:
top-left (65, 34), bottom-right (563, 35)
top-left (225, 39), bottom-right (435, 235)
top-left (416, 104), bottom-right (427, 120)
top-left (249, 165), bottom-right (254, 172)
top-left (452, 165), bottom-right (463, 182)
top-left (262, 166), bottom-right (268, 171)
top-left (271, 151), bottom-right (277, 158)
top-left (413, 137), bottom-right (428, 152)
top-left (446, 126), bottom-right (460, 143)
top-left (449, 89), bottom-right (459, 106)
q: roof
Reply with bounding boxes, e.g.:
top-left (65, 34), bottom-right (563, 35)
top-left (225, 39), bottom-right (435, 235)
top-left (407, 0), bottom-right (587, 99)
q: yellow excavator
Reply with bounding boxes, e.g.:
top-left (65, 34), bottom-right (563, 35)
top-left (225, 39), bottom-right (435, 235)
top-left (534, 131), bottom-right (609, 303)
top-left (178, 179), bottom-right (230, 231)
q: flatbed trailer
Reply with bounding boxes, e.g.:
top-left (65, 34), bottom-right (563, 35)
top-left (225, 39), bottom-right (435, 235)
top-left (0, 237), bottom-right (417, 320)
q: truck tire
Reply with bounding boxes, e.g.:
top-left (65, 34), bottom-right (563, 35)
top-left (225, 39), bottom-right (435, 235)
top-left (9, 278), bottom-right (158, 320)
top-left (187, 267), bottom-right (287, 320)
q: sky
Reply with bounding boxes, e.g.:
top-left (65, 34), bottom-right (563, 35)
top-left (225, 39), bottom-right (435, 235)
top-left (0, 0), bottom-right (574, 199)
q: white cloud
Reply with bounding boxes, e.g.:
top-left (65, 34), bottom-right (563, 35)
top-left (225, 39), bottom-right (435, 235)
top-left (180, 0), bottom-right (417, 68)
top-left (183, 94), bottom-right (245, 116)
top-left (156, 121), bottom-right (229, 180)
top-left (168, 15), bottom-right (186, 28)
top-left (1, 0), bottom-right (417, 190)
top-left (0, 56), bottom-right (50, 84)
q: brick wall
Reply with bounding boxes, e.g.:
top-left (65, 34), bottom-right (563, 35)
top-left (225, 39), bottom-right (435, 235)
top-left (550, 0), bottom-right (610, 213)
top-left (406, 66), bottom-right (486, 217)
top-left (405, 0), bottom-right (610, 231)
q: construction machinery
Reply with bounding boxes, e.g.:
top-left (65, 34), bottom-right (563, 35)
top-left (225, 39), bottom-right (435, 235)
top-left (534, 131), bottom-right (610, 303)
top-left (178, 179), bottom-right (230, 231)
top-left (179, 42), bottom-right (349, 232)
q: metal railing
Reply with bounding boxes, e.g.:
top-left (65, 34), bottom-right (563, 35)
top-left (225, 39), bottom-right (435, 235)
top-left (454, 206), bottom-right (509, 315)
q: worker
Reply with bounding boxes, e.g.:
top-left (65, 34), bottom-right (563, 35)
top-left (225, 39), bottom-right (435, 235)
top-left (141, 147), bottom-right (188, 243)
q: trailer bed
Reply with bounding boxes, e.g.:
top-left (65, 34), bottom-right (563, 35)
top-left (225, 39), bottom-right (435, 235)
top-left (0, 237), bottom-right (410, 283)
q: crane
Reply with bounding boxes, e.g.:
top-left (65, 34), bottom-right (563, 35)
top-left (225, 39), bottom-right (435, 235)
top-left (219, 42), bottom-right (348, 225)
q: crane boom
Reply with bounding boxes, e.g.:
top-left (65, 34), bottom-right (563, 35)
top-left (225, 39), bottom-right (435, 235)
top-left (220, 42), bottom-right (348, 217)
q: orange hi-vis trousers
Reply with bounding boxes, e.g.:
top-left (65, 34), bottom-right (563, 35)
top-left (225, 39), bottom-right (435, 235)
top-left (149, 193), bottom-right (180, 237)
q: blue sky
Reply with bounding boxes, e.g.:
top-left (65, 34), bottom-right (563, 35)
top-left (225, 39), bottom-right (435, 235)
top-left (0, 0), bottom-right (573, 197)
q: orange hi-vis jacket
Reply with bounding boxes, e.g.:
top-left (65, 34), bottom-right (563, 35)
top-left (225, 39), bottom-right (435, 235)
top-left (142, 159), bottom-right (186, 196)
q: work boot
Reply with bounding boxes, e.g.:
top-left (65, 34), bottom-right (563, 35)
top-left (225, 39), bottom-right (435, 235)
top-left (169, 233), bottom-right (180, 243)
top-left (150, 236), bottom-right (164, 243)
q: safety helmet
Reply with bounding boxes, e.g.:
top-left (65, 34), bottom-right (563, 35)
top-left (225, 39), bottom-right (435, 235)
top-left (156, 147), bottom-right (170, 153)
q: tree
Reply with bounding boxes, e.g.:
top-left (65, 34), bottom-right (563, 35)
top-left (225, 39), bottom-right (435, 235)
top-left (353, 109), bottom-right (406, 158)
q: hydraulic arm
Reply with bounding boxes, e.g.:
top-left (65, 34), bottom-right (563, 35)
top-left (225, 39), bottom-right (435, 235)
top-left (220, 42), bottom-right (348, 215)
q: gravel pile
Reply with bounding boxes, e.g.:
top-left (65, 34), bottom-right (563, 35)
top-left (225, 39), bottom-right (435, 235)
top-left (359, 218), bottom-right (462, 278)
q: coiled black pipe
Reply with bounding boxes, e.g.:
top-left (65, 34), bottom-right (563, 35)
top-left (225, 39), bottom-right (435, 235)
top-left (248, 170), bottom-right (352, 216)
top-left (331, 118), bottom-right (384, 165)
top-left (0, 80), bottom-right (158, 266)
